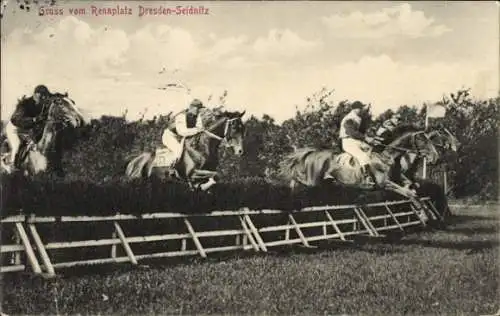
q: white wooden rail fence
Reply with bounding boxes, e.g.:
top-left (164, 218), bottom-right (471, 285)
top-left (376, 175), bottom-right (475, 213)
top-left (1, 197), bottom-right (441, 277)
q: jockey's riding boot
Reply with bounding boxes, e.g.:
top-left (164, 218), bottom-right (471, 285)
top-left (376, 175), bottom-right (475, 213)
top-left (13, 152), bottom-right (22, 169)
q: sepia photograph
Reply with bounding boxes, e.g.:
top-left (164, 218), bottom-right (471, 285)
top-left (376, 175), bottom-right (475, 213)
top-left (0, 0), bottom-right (498, 314)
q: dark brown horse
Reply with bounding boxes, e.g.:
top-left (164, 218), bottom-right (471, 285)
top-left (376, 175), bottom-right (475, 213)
top-left (1, 95), bottom-right (87, 176)
top-left (125, 107), bottom-right (246, 190)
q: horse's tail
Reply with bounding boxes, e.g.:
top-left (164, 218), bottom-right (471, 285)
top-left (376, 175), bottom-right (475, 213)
top-left (125, 152), bottom-right (154, 179)
top-left (279, 147), bottom-right (319, 180)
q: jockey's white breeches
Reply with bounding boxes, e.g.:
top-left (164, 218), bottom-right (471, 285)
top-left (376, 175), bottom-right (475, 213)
top-left (161, 129), bottom-right (182, 158)
top-left (341, 138), bottom-right (371, 166)
top-left (4, 121), bottom-right (21, 161)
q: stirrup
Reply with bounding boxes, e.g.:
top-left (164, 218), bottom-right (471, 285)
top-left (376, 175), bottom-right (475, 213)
top-left (363, 172), bottom-right (380, 189)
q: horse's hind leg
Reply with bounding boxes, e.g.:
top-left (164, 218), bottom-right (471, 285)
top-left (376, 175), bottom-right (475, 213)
top-left (290, 179), bottom-right (305, 196)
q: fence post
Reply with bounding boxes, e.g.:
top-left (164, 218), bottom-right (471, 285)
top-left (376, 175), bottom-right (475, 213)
top-left (288, 214), bottom-right (312, 247)
top-left (243, 213), bottom-right (267, 252)
top-left (114, 222), bottom-right (138, 265)
top-left (28, 221), bottom-right (56, 277)
top-left (15, 222), bottom-right (42, 275)
top-left (184, 218), bottom-right (207, 258)
top-left (238, 216), bottom-right (260, 252)
top-left (443, 163), bottom-right (448, 195)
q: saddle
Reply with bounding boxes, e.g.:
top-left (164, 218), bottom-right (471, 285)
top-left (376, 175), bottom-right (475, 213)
top-left (153, 148), bottom-right (176, 168)
top-left (153, 136), bottom-right (187, 168)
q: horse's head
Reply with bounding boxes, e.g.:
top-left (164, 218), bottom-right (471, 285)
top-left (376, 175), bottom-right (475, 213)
top-left (49, 95), bottom-right (87, 128)
top-left (413, 131), bottom-right (439, 163)
top-left (199, 106), bottom-right (246, 156)
top-left (37, 95), bottom-right (87, 151)
top-left (427, 127), bottom-right (460, 153)
top-left (223, 110), bottom-right (246, 155)
top-left (387, 125), bottom-right (439, 164)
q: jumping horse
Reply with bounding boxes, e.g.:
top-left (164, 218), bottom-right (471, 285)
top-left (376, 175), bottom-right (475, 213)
top-left (280, 126), bottom-right (440, 198)
top-left (0, 95), bottom-right (87, 177)
top-left (125, 106), bottom-right (246, 191)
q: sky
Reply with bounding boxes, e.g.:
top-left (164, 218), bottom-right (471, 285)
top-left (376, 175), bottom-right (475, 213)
top-left (1, 1), bottom-right (498, 122)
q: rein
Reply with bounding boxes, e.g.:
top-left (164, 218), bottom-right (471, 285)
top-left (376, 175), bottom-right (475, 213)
top-left (378, 131), bottom-right (432, 157)
top-left (202, 116), bottom-right (239, 145)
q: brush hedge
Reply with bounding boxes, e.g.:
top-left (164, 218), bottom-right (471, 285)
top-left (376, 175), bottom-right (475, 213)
top-left (1, 175), bottom-right (443, 218)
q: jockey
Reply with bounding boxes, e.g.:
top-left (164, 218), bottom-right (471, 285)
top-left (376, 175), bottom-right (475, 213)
top-left (5, 84), bottom-right (52, 168)
top-left (375, 113), bottom-right (401, 141)
top-left (339, 101), bottom-right (379, 186)
top-left (161, 98), bottom-right (205, 163)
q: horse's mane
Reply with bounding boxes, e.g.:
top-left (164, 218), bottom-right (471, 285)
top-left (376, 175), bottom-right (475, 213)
top-left (198, 107), bottom-right (221, 126)
top-left (382, 124), bottom-right (424, 145)
top-left (198, 106), bottom-right (244, 128)
top-left (43, 95), bottom-right (85, 128)
top-left (16, 95), bottom-right (30, 107)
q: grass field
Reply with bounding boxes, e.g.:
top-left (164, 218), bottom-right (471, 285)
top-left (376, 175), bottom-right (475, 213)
top-left (1, 204), bottom-right (498, 315)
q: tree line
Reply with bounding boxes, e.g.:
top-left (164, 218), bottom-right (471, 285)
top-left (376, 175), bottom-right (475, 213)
top-left (2, 88), bottom-right (498, 201)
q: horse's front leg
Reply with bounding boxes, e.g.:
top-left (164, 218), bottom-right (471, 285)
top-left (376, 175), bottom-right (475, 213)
top-left (384, 179), bottom-right (418, 199)
top-left (191, 169), bottom-right (218, 191)
top-left (400, 173), bottom-right (420, 192)
top-left (186, 180), bottom-right (196, 191)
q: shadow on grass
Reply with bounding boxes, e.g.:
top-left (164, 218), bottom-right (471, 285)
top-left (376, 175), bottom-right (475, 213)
top-left (3, 224), bottom-right (496, 282)
top-left (1, 238), bottom-right (409, 282)
top-left (382, 238), bottom-right (499, 252)
top-left (450, 214), bottom-right (498, 225)
top-left (446, 225), bottom-right (499, 236)
top-left (1, 251), bottom-right (273, 282)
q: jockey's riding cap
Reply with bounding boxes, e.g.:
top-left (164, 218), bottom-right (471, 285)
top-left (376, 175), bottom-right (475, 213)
top-left (34, 85), bottom-right (50, 95)
top-left (189, 99), bottom-right (203, 108)
top-left (351, 101), bottom-right (365, 109)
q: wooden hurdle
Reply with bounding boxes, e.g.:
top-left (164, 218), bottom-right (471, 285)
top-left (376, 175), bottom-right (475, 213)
top-left (0, 197), bottom-right (441, 277)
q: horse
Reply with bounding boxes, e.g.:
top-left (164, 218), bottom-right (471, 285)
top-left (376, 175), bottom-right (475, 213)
top-left (427, 126), bottom-right (460, 156)
top-left (378, 125), bottom-right (460, 186)
top-left (279, 126), bottom-right (439, 198)
top-left (125, 106), bottom-right (246, 190)
top-left (0, 94), bottom-right (87, 177)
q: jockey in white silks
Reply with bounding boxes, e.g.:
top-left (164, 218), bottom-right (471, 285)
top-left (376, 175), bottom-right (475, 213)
top-left (339, 101), bottom-right (379, 186)
top-left (161, 98), bottom-right (204, 165)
